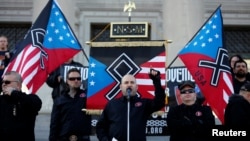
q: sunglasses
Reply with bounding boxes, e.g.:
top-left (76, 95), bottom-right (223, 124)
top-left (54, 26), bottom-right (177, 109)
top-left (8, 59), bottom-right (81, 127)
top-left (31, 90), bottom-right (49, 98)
top-left (2, 80), bottom-right (18, 85)
top-left (68, 77), bottom-right (81, 81)
top-left (240, 88), bottom-right (250, 92)
top-left (180, 89), bottom-right (195, 94)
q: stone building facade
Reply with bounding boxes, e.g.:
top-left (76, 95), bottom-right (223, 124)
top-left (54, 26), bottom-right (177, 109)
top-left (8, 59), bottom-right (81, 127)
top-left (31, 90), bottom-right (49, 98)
top-left (1, 0), bottom-right (250, 112)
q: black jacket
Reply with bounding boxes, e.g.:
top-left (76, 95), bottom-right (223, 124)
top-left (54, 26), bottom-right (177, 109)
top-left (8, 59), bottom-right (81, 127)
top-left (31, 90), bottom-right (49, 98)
top-left (233, 78), bottom-right (248, 94)
top-left (0, 91), bottom-right (42, 141)
top-left (0, 50), bottom-right (13, 78)
top-left (224, 94), bottom-right (250, 127)
top-left (49, 89), bottom-right (92, 141)
top-left (166, 103), bottom-right (215, 141)
top-left (96, 78), bottom-right (166, 141)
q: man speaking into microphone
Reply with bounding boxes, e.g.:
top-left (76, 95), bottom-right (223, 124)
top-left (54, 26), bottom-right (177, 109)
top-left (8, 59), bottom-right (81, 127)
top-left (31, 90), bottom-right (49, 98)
top-left (96, 69), bottom-right (166, 141)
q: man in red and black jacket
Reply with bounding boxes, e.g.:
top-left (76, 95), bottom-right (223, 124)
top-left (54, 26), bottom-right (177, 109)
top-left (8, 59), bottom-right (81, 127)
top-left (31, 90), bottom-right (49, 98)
top-left (96, 69), bottom-right (166, 141)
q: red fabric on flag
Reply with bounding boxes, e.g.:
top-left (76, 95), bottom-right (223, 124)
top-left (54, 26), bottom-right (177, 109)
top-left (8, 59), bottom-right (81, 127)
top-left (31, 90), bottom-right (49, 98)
top-left (4, 0), bottom-right (82, 94)
top-left (177, 6), bottom-right (233, 124)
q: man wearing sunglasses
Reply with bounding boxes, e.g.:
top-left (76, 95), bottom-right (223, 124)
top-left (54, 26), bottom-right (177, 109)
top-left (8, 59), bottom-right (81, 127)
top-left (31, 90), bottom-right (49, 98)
top-left (49, 68), bottom-right (91, 141)
top-left (46, 58), bottom-right (86, 102)
top-left (166, 80), bottom-right (215, 141)
top-left (0, 71), bottom-right (42, 141)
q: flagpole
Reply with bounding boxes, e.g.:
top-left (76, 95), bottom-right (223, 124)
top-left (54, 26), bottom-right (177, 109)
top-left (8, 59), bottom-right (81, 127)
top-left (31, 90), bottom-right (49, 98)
top-left (167, 4), bottom-right (222, 69)
top-left (167, 55), bottom-right (178, 69)
top-left (81, 48), bottom-right (89, 62)
top-left (124, 0), bottom-right (136, 22)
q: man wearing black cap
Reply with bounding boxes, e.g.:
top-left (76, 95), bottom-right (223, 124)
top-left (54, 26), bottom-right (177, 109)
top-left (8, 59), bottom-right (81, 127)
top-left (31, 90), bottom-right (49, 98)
top-left (166, 80), bottom-right (215, 141)
top-left (224, 82), bottom-right (250, 127)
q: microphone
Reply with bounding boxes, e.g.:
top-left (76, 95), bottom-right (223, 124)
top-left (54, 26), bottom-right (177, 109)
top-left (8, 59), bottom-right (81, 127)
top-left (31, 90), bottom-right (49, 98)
top-left (126, 88), bottom-right (132, 100)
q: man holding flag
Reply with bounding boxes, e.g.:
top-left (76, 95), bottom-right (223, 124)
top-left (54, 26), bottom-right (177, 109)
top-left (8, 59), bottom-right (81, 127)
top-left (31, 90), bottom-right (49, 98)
top-left (167, 80), bottom-right (215, 141)
top-left (177, 5), bottom-right (233, 124)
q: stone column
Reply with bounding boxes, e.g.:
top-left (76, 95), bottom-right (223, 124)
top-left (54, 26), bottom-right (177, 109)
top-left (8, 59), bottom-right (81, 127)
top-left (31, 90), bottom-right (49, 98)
top-left (163, 0), bottom-right (204, 67)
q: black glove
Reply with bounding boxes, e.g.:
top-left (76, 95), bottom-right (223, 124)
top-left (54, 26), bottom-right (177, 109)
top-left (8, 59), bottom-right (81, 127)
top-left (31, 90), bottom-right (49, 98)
top-left (148, 69), bottom-right (161, 81)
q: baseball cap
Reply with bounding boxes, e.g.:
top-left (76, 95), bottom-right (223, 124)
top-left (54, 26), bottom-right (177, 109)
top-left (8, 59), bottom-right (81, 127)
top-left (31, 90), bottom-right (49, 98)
top-left (178, 80), bottom-right (195, 90)
top-left (240, 82), bottom-right (250, 92)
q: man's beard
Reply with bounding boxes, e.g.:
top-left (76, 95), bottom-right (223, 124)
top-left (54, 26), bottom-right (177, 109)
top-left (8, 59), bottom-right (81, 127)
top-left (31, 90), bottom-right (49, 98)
top-left (235, 72), bottom-right (247, 78)
top-left (72, 87), bottom-right (81, 91)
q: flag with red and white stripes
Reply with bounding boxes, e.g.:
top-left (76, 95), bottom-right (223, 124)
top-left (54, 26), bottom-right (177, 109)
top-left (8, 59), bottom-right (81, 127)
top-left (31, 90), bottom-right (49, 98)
top-left (135, 52), bottom-right (166, 99)
top-left (4, 0), bottom-right (82, 94)
top-left (177, 6), bottom-right (233, 124)
top-left (87, 45), bottom-right (166, 109)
